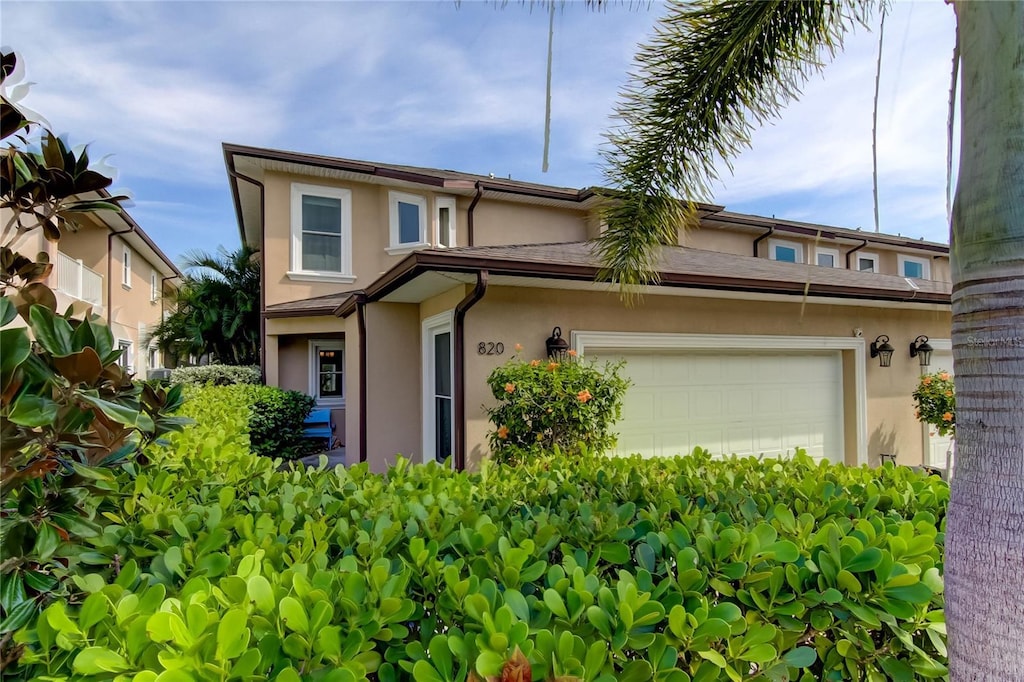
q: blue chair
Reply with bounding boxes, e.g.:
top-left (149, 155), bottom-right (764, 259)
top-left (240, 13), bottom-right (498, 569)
top-left (303, 408), bottom-right (337, 449)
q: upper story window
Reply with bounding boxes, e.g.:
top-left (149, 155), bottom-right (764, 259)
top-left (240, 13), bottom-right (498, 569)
top-left (815, 247), bottom-right (840, 268)
top-left (898, 254), bottom-right (930, 280)
top-left (122, 247), bottom-right (132, 287)
top-left (856, 252), bottom-right (880, 274)
top-left (769, 239), bottom-right (803, 263)
top-left (151, 271), bottom-right (159, 301)
top-left (117, 339), bottom-right (133, 372)
top-left (388, 191), bottom-right (428, 253)
top-left (435, 196), bottom-right (456, 248)
top-left (289, 183), bottom-right (354, 283)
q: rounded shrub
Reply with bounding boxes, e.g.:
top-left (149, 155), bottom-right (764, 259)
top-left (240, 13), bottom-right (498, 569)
top-left (169, 364), bottom-right (261, 386)
top-left (913, 369), bottom-right (955, 437)
top-left (485, 354), bottom-right (630, 464)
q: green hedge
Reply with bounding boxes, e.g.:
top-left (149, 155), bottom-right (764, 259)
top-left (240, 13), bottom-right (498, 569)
top-left (9, 387), bottom-right (949, 681)
top-left (170, 364), bottom-right (262, 386)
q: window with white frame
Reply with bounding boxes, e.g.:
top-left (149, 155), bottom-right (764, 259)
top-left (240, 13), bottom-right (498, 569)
top-left (122, 247), bottom-right (132, 287)
top-left (289, 183), bottom-right (353, 282)
top-left (856, 252), bottom-right (880, 273)
top-left (117, 339), bottom-right (133, 371)
top-left (309, 341), bottom-right (344, 405)
top-left (435, 196), bottom-right (456, 248)
top-left (148, 346), bottom-right (159, 370)
top-left (769, 239), bottom-right (803, 263)
top-left (815, 247), bottom-right (840, 268)
top-left (898, 254), bottom-right (930, 280)
top-left (388, 191), bottom-right (427, 252)
top-left (151, 272), bottom-right (159, 301)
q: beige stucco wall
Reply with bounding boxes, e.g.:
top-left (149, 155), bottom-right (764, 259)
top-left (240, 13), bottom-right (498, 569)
top-left (364, 303), bottom-right (421, 468)
top-left (471, 201), bottom-right (587, 246)
top-left (107, 235), bottom-right (167, 373)
top-left (398, 285), bottom-right (950, 471)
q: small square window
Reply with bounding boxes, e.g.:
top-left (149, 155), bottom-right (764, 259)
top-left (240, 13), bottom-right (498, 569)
top-left (857, 253), bottom-right (880, 273)
top-left (769, 239), bottom-right (803, 264)
top-left (388, 192), bottom-right (427, 251)
top-left (898, 255), bottom-right (930, 280)
top-left (817, 252), bottom-right (834, 267)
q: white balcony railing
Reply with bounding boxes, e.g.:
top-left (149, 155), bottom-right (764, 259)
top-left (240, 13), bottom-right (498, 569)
top-left (55, 251), bottom-right (103, 307)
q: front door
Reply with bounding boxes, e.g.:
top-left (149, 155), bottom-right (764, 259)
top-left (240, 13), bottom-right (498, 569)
top-left (422, 312), bottom-right (454, 465)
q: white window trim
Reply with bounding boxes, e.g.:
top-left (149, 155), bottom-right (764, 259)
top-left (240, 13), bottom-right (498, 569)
top-left (421, 310), bottom-right (455, 467)
top-left (289, 182), bottom-right (354, 282)
top-left (434, 196), bottom-right (457, 248)
top-left (898, 254), bottom-right (931, 280)
top-left (116, 338), bottom-right (133, 372)
top-left (150, 271), bottom-right (159, 302)
top-left (815, 247), bottom-right (841, 268)
top-left (571, 330), bottom-right (868, 466)
top-left (856, 252), bottom-right (880, 274)
top-left (308, 340), bottom-right (345, 407)
top-left (122, 247), bottom-right (132, 287)
top-left (148, 345), bottom-right (160, 370)
top-left (388, 191), bottom-right (428, 253)
top-left (768, 238), bottom-right (804, 263)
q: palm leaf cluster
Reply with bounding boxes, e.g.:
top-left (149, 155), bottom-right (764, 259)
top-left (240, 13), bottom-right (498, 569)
top-left (151, 245), bottom-right (260, 366)
top-left (598, 0), bottom-right (875, 286)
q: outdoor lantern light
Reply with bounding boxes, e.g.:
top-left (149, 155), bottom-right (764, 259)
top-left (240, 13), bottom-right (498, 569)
top-left (910, 335), bottom-right (934, 368)
top-left (546, 326), bottom-right (570, 359)
top-left (870, 334), bottom-right (895, 368)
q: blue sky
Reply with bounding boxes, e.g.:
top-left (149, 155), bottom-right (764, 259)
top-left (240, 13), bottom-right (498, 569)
top-left (2, 1), bottom-right (958, 264)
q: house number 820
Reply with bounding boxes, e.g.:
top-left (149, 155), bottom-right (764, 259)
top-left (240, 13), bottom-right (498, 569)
top-left (477, 342), bottom-right (504, 355)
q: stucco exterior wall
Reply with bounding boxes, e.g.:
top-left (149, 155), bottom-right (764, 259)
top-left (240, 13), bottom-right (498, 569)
top-left (363, 303), bottom-right (421, 469)
top-left (471, 201), bottom-right (587, 246)
top-left (457, 286), bottom-right (950, 469)
top-left (107, 235), bottom-right (167, 373)
top-left (276, 332), bottom-right (347, 446)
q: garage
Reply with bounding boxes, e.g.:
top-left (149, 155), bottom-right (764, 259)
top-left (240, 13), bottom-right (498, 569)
top-left (576, 333), bottom-right (855, 463)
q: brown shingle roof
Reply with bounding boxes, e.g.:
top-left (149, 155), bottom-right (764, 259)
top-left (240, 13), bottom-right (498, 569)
top-left (265, 291), bottom-right (357, 318)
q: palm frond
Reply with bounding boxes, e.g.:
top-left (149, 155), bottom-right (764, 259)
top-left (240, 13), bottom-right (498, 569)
top-left (598, 0), bottom-right (875, 286)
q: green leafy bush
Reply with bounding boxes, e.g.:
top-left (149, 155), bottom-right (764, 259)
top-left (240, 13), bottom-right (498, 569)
top-left (242, 385), bottom-right (318, 460)
top-left (169, 364), bottom-right (261, 386)
top-left (7, 386), bottom-right (949, 681)
top-left (913, 370), bottom-right (955, 437)
top-left (485, 355), bottom-right (630, 464)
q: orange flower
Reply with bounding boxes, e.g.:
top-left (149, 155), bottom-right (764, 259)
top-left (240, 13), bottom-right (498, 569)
top-left (497, 425), bottom-right (509, 439)
top-left (939, 372), bottom-right (950, 381)
top-left (514, 343), bottom-right (523, 352)
top-left (915, 410), bottom-right (920, 418)
top-left (567, 349), bottom-right (578, 357)
top-left (922, 377), bottom-right (932, 385)
top-left (942, 412), bottom-right (953, 422)
top-left (945, 390), bottom-right (953, 397)
top-left (529, 359), bottom-right (541, 367)
top-left (504, 382), bottom-right (516, 394)
top-left (577, 389), bottom-right (592, 403)
top-left (547, 362), bottom-right (558, 372)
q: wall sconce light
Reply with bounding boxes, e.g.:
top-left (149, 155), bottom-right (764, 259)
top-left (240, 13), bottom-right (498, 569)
top-left (870, 335), bottom-right (894, 367)
top-left (545, 326), bottom-right (569, 359)
top-left (909, 335), bottom-right (934, 368)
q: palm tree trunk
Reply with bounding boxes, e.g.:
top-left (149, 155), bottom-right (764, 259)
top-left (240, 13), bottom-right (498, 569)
top-left (945, 1), bottom-right (1024, 677)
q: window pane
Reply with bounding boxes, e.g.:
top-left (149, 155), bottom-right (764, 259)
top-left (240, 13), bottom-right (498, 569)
top-left (438, 206), bottom-right (451, 246)
top-left (434, 332), bottom-right (451, 396)
top-left (435, 396), bottom-right (452, 463)
top-left (903, 260), bottom-right (923, 278)
top-left (817, 253), bottom-right (834, 267)
top-left (774, 246), bottom-right (797, 263)
top-left (302, 233), bottom-right (342, 272)
top-left (320, 373), bottom-right (343, 397)
top-left (858, 258), bottom-right (875, 272)
top-left (398, 201), bottom-right (421, 244)
top-left (302, 195), bottom-right (342, 234)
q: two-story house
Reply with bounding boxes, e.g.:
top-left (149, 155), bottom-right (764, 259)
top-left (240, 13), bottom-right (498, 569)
top-left (224, 143), bottom-right (952, 472)
top-left (8, 191), bottom-right (182, 377)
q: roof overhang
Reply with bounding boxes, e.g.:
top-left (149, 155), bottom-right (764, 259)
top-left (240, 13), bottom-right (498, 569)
top-left (93, 189), bottom-right (182, 279)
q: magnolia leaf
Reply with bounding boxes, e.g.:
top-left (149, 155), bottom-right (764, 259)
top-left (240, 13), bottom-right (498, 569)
top-left (0, 297), bottom-right (16, 326)
top-left (8, 392), bottom-right (59, 426)
top-left (29, 303), bottom-right (73, 356)
top-left (53, 347), bottom-right (103, 385)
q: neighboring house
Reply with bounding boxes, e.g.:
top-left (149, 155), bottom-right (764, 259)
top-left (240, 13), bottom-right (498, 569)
top-left (224, 143), bottom-right (952, 472)
top-left (7, 191), bottom-right (182, 377)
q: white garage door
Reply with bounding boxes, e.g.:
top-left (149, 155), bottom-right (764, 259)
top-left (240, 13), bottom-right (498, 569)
top-left (598, 350), bottom-right (844, 462)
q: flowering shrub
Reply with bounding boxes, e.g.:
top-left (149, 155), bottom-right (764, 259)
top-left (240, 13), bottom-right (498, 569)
top-left (169, 364), bottom-right (261, 386)
top-left (485, 353), bottom-right (630, 463)
top-left (913, 370), bottom-right (955, 437)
